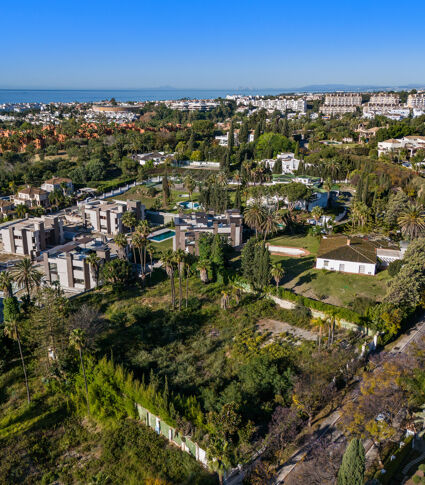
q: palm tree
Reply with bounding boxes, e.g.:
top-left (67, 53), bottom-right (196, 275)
top-left (174, 249), bottom-right (186, 311)
top-left (69, 329), bottom-right (90, 416)
top-left (132, 232), bottom-right (144, 274)
top-left (398, 203), bottom-right (425, 239)
top-left (351, 201), bottom-right (370, 228)
top-left (137, 220), bottom-right (151, 273)
top-left (3, 299), bottom-right (30, 404)
top-left (197, 261), bottom-right (210, 284)
top-left (122, 211), bottom-right (137, 232)
top-left (12, 258), bottom-right (42, 297)
top-left (261, 209), bottom-right (280, 241)
top-left (311, 206), bottom-right (324, 225)
top-left (15, 204), bottom-right (28, 219)
top-left (220, 290), bottom-right (230, 310)
top-left (114, 233), bottom-right (128, 259)
top-left (327, 316), bottom-right (341, 346)
top-left (86, 252), bottom-right (101, 287)
top-left (311, 317), bottom-right (326, 350)
top-left (270, 262), bottom-right (284, 292)
top-left (244, 201), bottom-right (266, 235)
top-left (160, 250), bottom-right (176, 309)
top-left (184, 175), bottom-right (196, 204)
top-left (146, 242), bottom-right (155, 277)
top-left (0, 270), bottom-right (13, 297)
top-left (184, 252), bottom-right (194, 307)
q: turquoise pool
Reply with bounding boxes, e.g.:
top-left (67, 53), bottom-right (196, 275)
top-left (149, 230), bottom-right (175, 242)
top-left (179, 201), bottom-right (200, 209)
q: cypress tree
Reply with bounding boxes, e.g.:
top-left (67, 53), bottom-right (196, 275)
top-left (273, 159), bottom-right (282, 174)
top-left (234, 188), bottom-right (241, 211)
top-left (254, 123), bottom-right (261, 141)
top-left (241, 237), bottom-right (257, 286)
top-left (337, 438), bottom-right (365, 485)
top-left (253, 241), bottom-right (271, 289)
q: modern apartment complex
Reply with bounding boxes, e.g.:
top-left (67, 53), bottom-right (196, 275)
top-left (321, 93), bottom-right (361, 116)
top-left (82, 199), bottom-right (145, 235)
top-left (407, 93), bottom-right (425, 109)
top-left (0, 216), bottom-right (63, 256)
top-left (369, 93), bottom-right (400, 106)
top-left (173, 210), bottom-right (243, 255)
top-left (43, 237), bottom-right (112, 292)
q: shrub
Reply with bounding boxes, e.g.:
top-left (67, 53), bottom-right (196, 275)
top-left (388, 259), bottom-right (403, 277)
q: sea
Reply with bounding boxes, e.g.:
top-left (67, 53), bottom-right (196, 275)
top-left (0, 88), bottom-right (288, 104)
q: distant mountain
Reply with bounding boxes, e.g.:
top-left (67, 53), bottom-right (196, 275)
top-left (282, 83), bottom-right (425, 93)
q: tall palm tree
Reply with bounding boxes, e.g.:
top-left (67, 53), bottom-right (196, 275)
top-left (69, 329), bottom-right (90, 416)
top-left (261, 209), bottom-right (280, 241)
top-left (351, 201), bottom-right (370, 228)
top-left (122, 211), bottom-right (137, 232)
top-left (174, 249), bottom-right (186, 311)
top-left (146, 242), bottom-right (155, 277)
top-left (197, 261), bottom-right (210, 284)
top-left (220, 290), bottom-right (230, 310)
top-left (270, 262), bottom-right (284, 292)
top-left (114, 233), bottom-right (128, 259)
top-left (244, 201), bottom-right (266, 235)
top-left (311, 317), bottom-right (326, 350)
top-left (398, 203), bottom-right (425, 239)
top-left (184, 175), bottom-right (196, 204)
top-left (12, 258), bottom-right (42, 297)
top-left (86, 252), bottom-right (101, 287)
top-left (132, 232), bottom-right (144, 274)
top-left (3, 299), bottom-right (30, 404)
top-left (0, 270), bottom-right (13, 297)
top-left (160, 250), bottom-right (176, 309)
top-left (137, 220), bottom-right (151, 273)
top-left (311, 206), bottom-right (324, 225)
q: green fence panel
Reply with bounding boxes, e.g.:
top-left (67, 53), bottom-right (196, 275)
top-left (186, 438), bottom-right (197, 457)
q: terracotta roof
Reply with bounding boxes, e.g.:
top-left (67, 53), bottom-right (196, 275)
top-left (17, 186), bottom-right (48, 196)
top-left (0, 200), bottom-right (13, 207)
top-left (44, 177), bottom-right (72, 184)
top-left (317, 236), bottom-right (377, 264)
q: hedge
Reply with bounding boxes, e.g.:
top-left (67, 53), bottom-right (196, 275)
top-left (375, 435), bottom-right (413, 484)
top-left (275, 286), bottom-right (364, 324)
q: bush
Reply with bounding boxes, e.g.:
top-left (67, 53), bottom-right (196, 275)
top-left (388, 259), bottom-right (403, 277)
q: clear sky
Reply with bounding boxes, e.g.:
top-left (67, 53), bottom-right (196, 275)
top-left (2, 0), bottom-right (425, 90)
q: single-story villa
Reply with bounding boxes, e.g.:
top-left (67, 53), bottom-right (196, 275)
top-left (316, 236), bottom-right (407, 275)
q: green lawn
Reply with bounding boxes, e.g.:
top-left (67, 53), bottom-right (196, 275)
top-left (267, 233), bottom-right (390, 308)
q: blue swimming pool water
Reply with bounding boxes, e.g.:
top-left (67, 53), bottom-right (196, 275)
top-left (179, 201), bottom-right (200, 209)
top-left (149, 230), bottom-right (175, 242)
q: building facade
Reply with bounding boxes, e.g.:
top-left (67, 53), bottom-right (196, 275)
top-left (82, 199), bottom-right (145, 235)
top-left (41, 177), bottom-right (74, 193)
top-left (0, 216), bottom-right (63, 256)
top-left (13, 186), bottom-right (49, 208)
top-left (173, 210), bottom-right (243, 255)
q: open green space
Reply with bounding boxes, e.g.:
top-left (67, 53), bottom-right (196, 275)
top-left (267, 233), bottom-right (390, 309)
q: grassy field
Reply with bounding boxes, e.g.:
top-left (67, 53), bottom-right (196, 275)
top-left (267, 233), bottom-right (390, 309)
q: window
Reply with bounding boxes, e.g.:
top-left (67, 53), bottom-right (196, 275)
top-left (339, 264), bottom-right (345, 272)
top-left (324, 260), bottom-right (329, 267)
top-left (73, 278), bottom-right (85, 285)
top-left (49, 263), bottom-right (58, 275)
top-left (359, 265), bottom-right (365, 274)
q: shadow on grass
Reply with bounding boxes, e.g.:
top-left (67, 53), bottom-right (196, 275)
top-left (281, 256), bottom-right (316, 285)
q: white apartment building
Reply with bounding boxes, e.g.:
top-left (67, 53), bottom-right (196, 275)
top-left (378, 136), bottom-right (425, 156)
top-left (215, 132), bottom-right (239, 147)
top-left (82, 199), bottom-right (145, 235)
top-left (321, 105), bottom-right (358, 116)
top-left (233, 96), bottom-right (307, 113)
top-left (264, 153), bottom-right (300, 174)
top-left (0, 216), bottom-right (63, 256)
top-left (43, 237), bottom-right (112, 292)
top-left (408, 93), bottom-right (425, 109)
top-left (324, 93), bottom-right (362, 106)
top-left (369, 93), bottom-right (400, 106)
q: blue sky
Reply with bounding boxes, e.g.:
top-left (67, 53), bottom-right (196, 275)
top-left (2, 0), bottom-right (425, 89)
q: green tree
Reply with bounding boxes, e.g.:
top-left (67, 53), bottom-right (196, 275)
top-left (0, 270), bottom-right (13, 298)
top-left (3, 297), bottom-right (30, 403)
top-left (270, 262), bottom-right (284, 291)
top-left (160, 249), bottom-right (176, 309)
top-left (70, 329), bottom-right (90, 415)
top-left (122, 211), bottom-right (137, 232)
top-left (86, 252), bottom-right (101, 287)
top-left (15, 204), bottom-right (28, 219)
top-left (12, 258), bottom-right (42, 298)
top-left (244, 202), bottom-right (266, 236)
top-left (174, 249), bottom-right (186, 311)
top-left (184, 175), bottom-right (196, 203)
top-left (101, 259), bottom-right (133, 289)
top-left (337, 438), bottom-right (365, 485)
top-left (114, 233), bottom-right (128, 259)
top-left (398, 203), bottom-right (425, 239)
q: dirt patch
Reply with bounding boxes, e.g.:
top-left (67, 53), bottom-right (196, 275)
top-left (257, 319), bottom-right (317, 341)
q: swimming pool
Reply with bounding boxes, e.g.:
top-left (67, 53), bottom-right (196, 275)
top-left (149, 230), bottom-right (175, 242)
top-left (179, 201), bottom-right (200, 209)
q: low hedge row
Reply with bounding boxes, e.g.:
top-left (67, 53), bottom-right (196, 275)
top-left (274, 286), bottom-right (364, 324)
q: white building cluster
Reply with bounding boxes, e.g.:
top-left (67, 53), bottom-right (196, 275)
top-left (229, 95), bottom-right (307, 113)
top-left (320, 93), bottom-right (362, 116)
